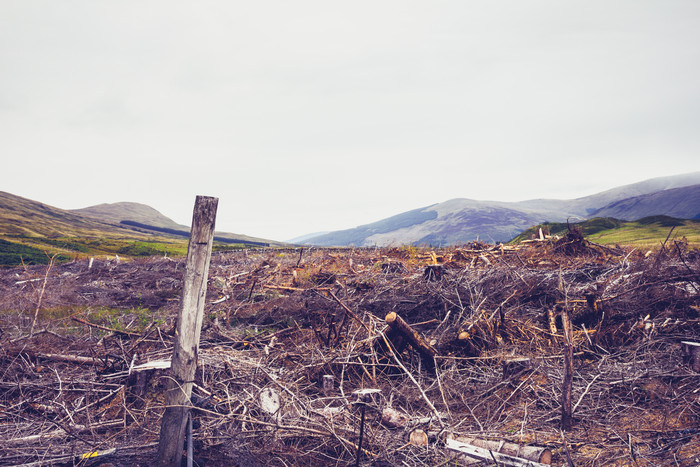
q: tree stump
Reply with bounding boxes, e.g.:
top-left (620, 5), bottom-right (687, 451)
top-left (681, 341), bottom-right (700, 372)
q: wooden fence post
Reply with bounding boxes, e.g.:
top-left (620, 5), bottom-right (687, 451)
top-left (156, 196), bottom-right (218, 466)
top-left (561, 307), bottom-right (574, 431)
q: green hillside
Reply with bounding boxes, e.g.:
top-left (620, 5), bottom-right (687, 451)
top-left (511, 216), bottom-right (700, 247)
top-left (0, 191), bottom-right (271, 266)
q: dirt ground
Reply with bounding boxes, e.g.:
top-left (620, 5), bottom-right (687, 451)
top-left (0, 236), bottom-right (699, 466)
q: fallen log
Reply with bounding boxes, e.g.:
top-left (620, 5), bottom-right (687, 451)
top-left (3, 420), bottom-right (123, 446)
top-left (8, 448), bottom-right (117, 467)
top-left (385, 312), bottom-right (437, 359)
top-left (381, 407), bottom-right (440, 429)
top-left (30, 352), bottom-right (102, 365)
top-left (445, 434), bottom-right (552, 466)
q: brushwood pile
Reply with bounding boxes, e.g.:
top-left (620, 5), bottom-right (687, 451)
top-left (0, 236), bottom-right (698, 466)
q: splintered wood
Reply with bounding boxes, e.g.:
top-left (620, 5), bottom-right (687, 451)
top-left (0, 239), bottom-right (698, 465)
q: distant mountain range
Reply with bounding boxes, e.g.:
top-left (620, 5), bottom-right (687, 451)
top-left (299, 172), bottom-right (700, 246)
top-left (0, 193), bottom-right (283, 247)
top-left (3, 171), bottom-right (699, 251)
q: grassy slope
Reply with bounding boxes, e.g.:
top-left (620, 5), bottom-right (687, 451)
top-left (73, 201), bottom-right (284, 246)
top-left (0, 192), bottom-right (254, 265)
top-left (511, 216), bottom-right (700, 248)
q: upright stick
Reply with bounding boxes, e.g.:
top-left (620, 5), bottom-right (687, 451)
top-left (156, 196), bottom-right (218, 466)
top-left (561, 307), bottom-right (574, 431)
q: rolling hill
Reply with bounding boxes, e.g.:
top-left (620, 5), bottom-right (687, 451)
top-left (0, 192), bottom-right (282, 265)
top-left (588, 184), bottom-right (700, 220)
top-left (0, 191), bottom-right (135, 238)
top-left (511, 215), bottom-right (700, 247)
top-left (301, 172), bottom-right (700, 246)
top-left (72, 202), bottom-right (277, 246)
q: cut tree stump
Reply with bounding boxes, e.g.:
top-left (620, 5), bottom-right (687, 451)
top-left (681, 341), bottom-right (700, 372)
top-left (423, 264), bottom-right (446, 281)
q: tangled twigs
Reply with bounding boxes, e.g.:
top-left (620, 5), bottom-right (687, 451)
top-left (0, 244), bottom-right (698, 465)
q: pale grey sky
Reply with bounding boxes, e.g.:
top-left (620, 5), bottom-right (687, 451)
top-left (2, 1), bottom-right (699, 241)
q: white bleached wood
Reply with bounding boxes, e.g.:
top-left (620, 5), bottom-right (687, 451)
top-left (156, 196), bottom-right (218, 467)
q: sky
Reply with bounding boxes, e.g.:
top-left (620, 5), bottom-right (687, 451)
top-left (2, 1), bottom-right (700, 242)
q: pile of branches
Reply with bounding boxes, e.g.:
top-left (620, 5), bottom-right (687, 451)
top-left (0, 239), bottom-right (698, 465)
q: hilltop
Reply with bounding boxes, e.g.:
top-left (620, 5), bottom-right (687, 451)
top-left (0, 192), bottom-right (283, 266)
top-left (301, 172), bottom-right (700, 246)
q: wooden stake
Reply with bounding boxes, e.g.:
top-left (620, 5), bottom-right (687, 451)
top-left (156, 196), bottom-right (218, 467)
top-left (561, 307), bottom-right (574, 431)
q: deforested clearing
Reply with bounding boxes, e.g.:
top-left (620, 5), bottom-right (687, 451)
top-left (1, 237), bottom-right (698, 466)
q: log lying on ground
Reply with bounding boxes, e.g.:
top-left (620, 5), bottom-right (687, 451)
top-left (445, 434), bottom-right (552, 466)
top-left (381, 407), bottom-right (439, 428)
top-left (385, 312), bottom-right (437, 359)
top-left (3, 420), bottom-right (124, 446)
top-left (27, 351), bottom-right (102, 365)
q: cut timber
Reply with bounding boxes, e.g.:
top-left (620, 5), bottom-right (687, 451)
top-left (381, 407), bottom-right (437, 429)
top-left (381, 407), bottom-right (410, 428)
top-left (410, 429), bottom-right (428, 446)
top-left (681, 341), bottom-right (700, 372)
top-left (4, 420), bottom-right (123, 446)
top-left (28, 351), bottom-right (100, 365)
top-left (385, 312), bottom-right (437, 359)
top-left (445, 434), bottom-right (552, 466)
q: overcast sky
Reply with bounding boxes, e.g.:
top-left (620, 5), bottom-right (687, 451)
top-left (2, 1), bottom-right (699, 241)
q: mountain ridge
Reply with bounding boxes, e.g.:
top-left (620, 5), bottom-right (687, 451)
top-left (0, 192), bottom-right (281, 247)
top-left (301, 172), bottom-right (700, 246)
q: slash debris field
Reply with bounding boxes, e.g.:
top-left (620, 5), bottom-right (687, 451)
top-left (0, 232), bottom-right (698, 466)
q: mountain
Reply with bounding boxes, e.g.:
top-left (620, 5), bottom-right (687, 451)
top-left (286, 231), bottom-right (331, 244)
top-left (72, 202), bottom-right (278, 246)
top-left (72, 202), bottom-right (185, 230)
top-left (589, 185), bottom-right (700, 220)
top-left (301, 172), bottom-right (700, 246)
top-left (0, 192), bottom-right (281, 247)
top-left (0, 191), bottom-right (134, 238)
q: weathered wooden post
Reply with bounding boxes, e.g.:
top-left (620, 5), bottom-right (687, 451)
top-left (561, 307), bottom-right (574, 431)
top-left (156, 196), bottom-right (218, 466)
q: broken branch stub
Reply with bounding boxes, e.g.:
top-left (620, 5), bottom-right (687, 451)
top-left (385, 312), bottom-right (437, 360)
